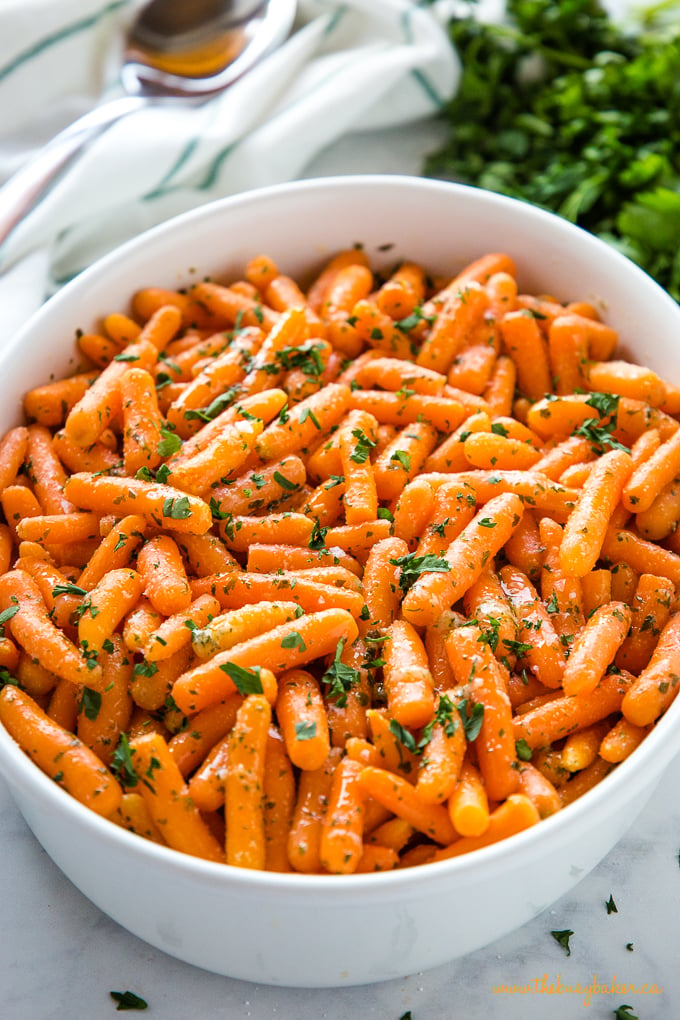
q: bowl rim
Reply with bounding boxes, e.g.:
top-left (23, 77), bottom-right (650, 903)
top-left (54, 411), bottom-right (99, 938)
top-left (1, 173), bottom-right (680, 892)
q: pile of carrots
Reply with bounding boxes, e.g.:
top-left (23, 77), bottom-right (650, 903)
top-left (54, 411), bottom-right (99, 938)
top-left (0, 245), bottom-right (679, 874)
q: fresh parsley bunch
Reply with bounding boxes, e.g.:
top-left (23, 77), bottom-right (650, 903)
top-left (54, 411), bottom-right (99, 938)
top-left (425, 0), bottom-right (680, 300)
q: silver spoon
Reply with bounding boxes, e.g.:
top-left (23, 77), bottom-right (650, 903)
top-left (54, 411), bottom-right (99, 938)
top-left (0, 0), bottom-right (297, 255)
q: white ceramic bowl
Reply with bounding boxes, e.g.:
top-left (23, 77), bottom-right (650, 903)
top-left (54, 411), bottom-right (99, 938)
top-left (1, 176), bottom-right (679, 988)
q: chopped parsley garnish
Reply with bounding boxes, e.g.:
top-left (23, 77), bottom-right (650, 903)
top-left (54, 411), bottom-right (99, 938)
top-left (110, 989), bottom-right (148, 1011)
top-left (219, 662), bottom-right (263, 696)
top-left (110, 734), bottom-right (139, 788)
top-left (273, 470), bottom-right (299, 492)
top-left (515, 738), bottom-right (532, 761)
top-left (162, 496), bottom-right (192, 520)
top-left (156, 425), bottom-right (182, 458)
top-left (79, 686), bottom-right (102, 721)
top-left (389, 551), bottom-right (451, 594)
top-left (456, 698), bottom-right (485, 741)
top-left (349, 428), bottom-right (377, 464)
top-left (550, 929), bottom-right (574, 956)
top-left (606, 893), bottom-right (618, 914)
top-left (390, 449), bottom-right (411, 471)
top-left (51, 582), bottom-right (87, 598)
top-left (280, 630), bottom-right (307, 651)
top-left (322, 638), bottom-right (360, 707)
top-left (294, 721), bottom-right (317, 741)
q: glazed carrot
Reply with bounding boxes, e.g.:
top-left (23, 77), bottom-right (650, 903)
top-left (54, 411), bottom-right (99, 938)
top-left (548, 315), bottom-right (588, 395)
top-left (210, 455), bottom-right (306, 518)
top-left (168, 418), bottom-right (262, 496)
top-left (299, 477), bottom-right (344, 527)
top-left (636, 479), bottom-right (680, 540)
top-left (373, 422), bottom-right (439, 503)
top-left (176, 532), bottom-right (240, 577)
top-left (431, 795), bottom-right (540, 861)
top-left (319, 757), bottom-right (366, 874)
top-left (383, 619), bottom-right (436, 729)
top-left (483, 355), bottom-right (516, 417)
top-left (415, 695), bottom-right (466, 804)
top-left (366, 816), bottom-right (415, 852)
top-left (137, 535), bottom-right (191, 616)
top-left (52, 430), bottom-right (122, 475)
top-left (599, 717), bottom-right (651, 763)
top-left (263, 725), bottom-right (296, 872)
top-left (500, 310), bottom-right (552, 402)
top-left (119, 367), bottom-right (164, 476)
top-left (16, 512), bottom-right (100, 546)
top-left (78, 568), bottom-right (144, 658)
top-left (129, 731), bottom-right (224, 863)
top-left (349, 300), bottom-right (416, 360)
top-left (47, 676), bottom-right (80, 731)
top-left (114, 792), bottom-right (165, 844)
top-left (25, 424), bottom-right (74, 514)
top-left (376, 261), bottom-right (426, 319)
top-left (355, 357), bottom-right (445, 396)
top-left (168, 694), bottom-right (241, 777)
top-left (287, 748), bottom-right (342, 873)
top-left (76, 634), bottom-right (133, 766)
top-left (561, 722), bottom-right (610, 772)
top-left (348, 390), bottom-right (466, 434)
top-left (130, 645), bottom-right (193, 712)
top-left (357, 766), bottom-right (456, 846)
top-left (562, 602), bottom-right (632, 697)
top-left (621, 613), bottom-right (680, 726)
top-left (172, 608), bottom-right (358, 714)
top-left (366, 707), bottom-right (419, 779)
top-left (445, 625), bottom-right (520, 801)
top-left (167, 388), bottom-right (286, 464)
top-left (463, 570), bottom-right (518, 668)
top-left (616, 574), bottom-right (674, 674)
top-left (190, 281), bottom-right (279, 333)
top-left (355, 844), bottom-right (398, 873)
top-left (463, 431), bottom-right (542, 472)
top-left (363, 536), bottom-right (409, 631)
top-left (191, 571), bottom-right (364, 618)
top-left (142, 593), bottom-right (221, 662)
top-left (601, 527), bottom-right (680, 587)
top-left (417, 282), bottom-right (489, 373)
top-left (77, 514), bottom-right (147, 590)
top-left (623, 427), bottom-right (680, 513)
top-left (517, 763), bottom-right (561, 818)
top-left (580, 569), bottom-right (612, 617)
top-left (559, 759), bottom-right (614, 807)
top-left (122, 596), bottom-right (162, 653)
top-left (187, 733), bottom-right (231, 812)
top-left (420, 470), bottom-right (577, 514)
top-left (320, 520), bottom-right (392, 559)
top-left (402, 493), bottom-right (524, 628)
top-left (246, 542), bottom-right (361, 577)
top-left (610, 561), bottom-right (638, 605)
top-left (276, 668), bottom-right (331, 771)
top-left (0, 569), bottom-right (103, 688)
top-left (0, 686), bottom-right (121, 816)
top-left (448, 759), bottom-right (490, 837)
top-left (424, 411), bottom-right (491, 474)
top-left (3, 487), bottom-right (42, 545)
top-left (63, 473), bottom-right (213, 535)
top-left (0, 427), bottom-right (28, 491)
top-left (392, 477), bottom-right (435, 546)
top-left (514, 670), bottom-right (634, 749)
top-left (64, 338), bottom-right (158, 447)
top-left (585, 359), bottom-right (666, 406)
top-left (448, 344), bottom-right (497, 395)
top-left (416, 480), bottom-right (477, 557)
top-left (337, 409), bottom-right (379, 523)
top-left (324, 635), bottom-right (371, 748)
top-left (503, 510), bottom-right (544, 582)
top-left (24, 374), bottom-right (98, 428)
top-left (254, 383), bottom-right (351, 463)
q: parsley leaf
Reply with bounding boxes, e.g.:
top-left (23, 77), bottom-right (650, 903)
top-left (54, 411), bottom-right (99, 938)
top-left (51, 582), bottom-right (87, 598)
top-left (551, 929), bottom-right (574, 957)
top-left (110, 734), bottom-right (139, 788)
top-left (389, 552), bottom-right (451, 594)
top-left (219, 662), bottom-right (263, 696)
top-left (162, 496), bottom-right (192, 520)
top-left (606, 893), bottom-right (618, 914)
top-left (456, 698), bottom-right (485, 741)
top-left (390, 449), bottom-right (411, 471)
top-left (614, 1007), bottom-right (638, 1020)
top-left (349, 428), bottom-right (377, 464)
top-left (515, 738), bottom-right (532, 761)
top-left (79, 686), bottom-right (102, 721)
top-left (294, 721), bottom-right (317, 741)
top-left (322, 638), bottom-right (360, 708)
top-left (110, 990), bottom-right (148, 1011)
top-left (273, 470), bottom-right (299, 492)
top-left (281, 630), bottom-right (306, 651)
top-left (156, 426), bottom-right (182, 458)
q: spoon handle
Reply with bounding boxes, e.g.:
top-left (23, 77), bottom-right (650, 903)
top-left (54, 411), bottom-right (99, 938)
top-left (0, 95), bottom-right (147, 266)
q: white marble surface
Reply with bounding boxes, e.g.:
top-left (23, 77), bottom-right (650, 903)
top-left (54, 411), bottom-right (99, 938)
top-left (2, 119), bottom-right (679, 1019)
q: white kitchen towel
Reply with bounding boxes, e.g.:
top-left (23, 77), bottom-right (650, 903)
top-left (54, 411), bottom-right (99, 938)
top-left (0, 0), bottom-right (459, 343)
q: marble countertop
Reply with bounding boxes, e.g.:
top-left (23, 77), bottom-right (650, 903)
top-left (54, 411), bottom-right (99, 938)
top-left (2, 121), bottom-right (679, 1020)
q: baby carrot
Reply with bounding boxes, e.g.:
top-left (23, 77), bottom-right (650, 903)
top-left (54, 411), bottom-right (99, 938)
top-left (172, 608), bottom-right (358, 714)
top-left (76, 634), bottom-right (133, 766)
top-left (120, 367), bottom-right (164, 476)
top-left (63, 473), bottom-right (213, 534)
top-left (500, 310), bottom-right (552, 402)
top-left (383, 619), bottom-right (436, 729)
top-left (561, 602), bottom-right (632, 697)
top-left (363, 536), bottom-right (409, 631)
top-left (373, 422), bottom-right (439, 503)
top-left (168, 695), bottom-right (241, 777)
top-left (24, 374), bottom-right (98, 428)
top-left (599, 717), bottom-right (651, 763)
top-left (415, 695), bottom-right (466, 805)
top-left (514, 670), bottom-right (634, 749)
top-left (191, 571), bottom-right (364, 618)
top-left (357, 765), bottom-right (456, 846)
top-left (263, 725), bottom-right (296, 872)
top-left (616, 574), bottom-right (674, 674)
top-left (0, 426), bottom-right (28, 490)
top-left (402, 493), bottom-right (524, 628)
top-left (559, 449), bottom-right (632, 577)
top-left (78, 568), bottom-right (145, 658)
top-left (277, 669), bottom-right (331, 771)
top-left (77, 514), bottom-right (147, 590)
top-left (448, 759), bottom-right (490, 837)
top-left (287, 748), bottom-right (342, 873)
top-left (129, 731), bottom-right (224, 863)
top-left (319, 757), bottom-right (366, 874)
top-left (0, 686), bottom-right (121, 816)
top-left (137, 535), bottom-right (192, 616)
top-left (25, 424), bottom-right (74, 514)
top-left (0, 569), bottom-right (103, 688)
top-left (431, 795), bottom-right (540, 861)
top-left (621, 613), bottom-right (680, 726)
top-left (142, 593), bottom-right (221, 662)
